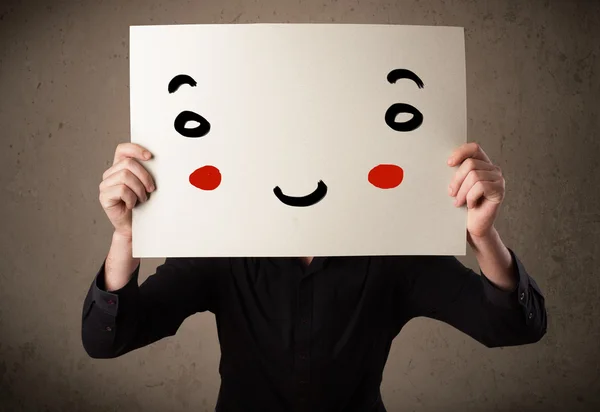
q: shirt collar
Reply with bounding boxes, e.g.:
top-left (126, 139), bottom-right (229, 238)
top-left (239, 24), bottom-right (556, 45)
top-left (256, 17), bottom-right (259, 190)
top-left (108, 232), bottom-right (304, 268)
top-left (266, 256), bottom-right (329, 274)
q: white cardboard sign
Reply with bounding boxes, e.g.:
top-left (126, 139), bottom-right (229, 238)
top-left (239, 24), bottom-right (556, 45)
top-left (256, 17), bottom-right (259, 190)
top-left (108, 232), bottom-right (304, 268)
top-left (130, 24), bottom-right (467, 257)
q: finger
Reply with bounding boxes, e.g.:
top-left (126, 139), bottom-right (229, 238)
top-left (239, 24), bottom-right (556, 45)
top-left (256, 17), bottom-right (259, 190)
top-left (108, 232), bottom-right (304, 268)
top-left (448, 142), bottom-right (492, 167)
top-left (103, 157), bottom-right (155, 192)
top-left (454, 170), bottom-right (500, 207)
top-left (465, 181), bottom-right (485, 209)
top-left (100, 169), bottom-right (148, 203)
top-left (466, 180), bottom-right (504, 209)
top-left (113, 142), bottom-right (152, 165)
top-left (99, 184), bottom-right (138, 210)
top-left (449, 158), bottom-right (500, 196)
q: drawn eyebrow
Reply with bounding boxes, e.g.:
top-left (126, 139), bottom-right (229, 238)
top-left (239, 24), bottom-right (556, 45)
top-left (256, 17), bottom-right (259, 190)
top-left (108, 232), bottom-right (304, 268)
top-left (168, 74), bottom-right (197, 93)
top-left (386, 69), bottom-right (425, 89)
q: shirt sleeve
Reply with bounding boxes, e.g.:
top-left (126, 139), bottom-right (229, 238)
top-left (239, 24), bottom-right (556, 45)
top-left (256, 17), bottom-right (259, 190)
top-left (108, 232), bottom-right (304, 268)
top-left (390, 248), bottom-right (547, 348)
top-left (81, 257), bottom-right (223, 359)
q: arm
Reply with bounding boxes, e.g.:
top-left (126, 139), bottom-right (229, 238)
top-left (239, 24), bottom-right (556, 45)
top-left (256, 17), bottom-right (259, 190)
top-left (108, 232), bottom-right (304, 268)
top-left (81, 234), bottom-right (222, 359)
top-left (391, 243), bottom-right (547, 348)
top-left (468, 227), bottom-right (517, 292)
top-left (402, 142), bottom-right (547, 347)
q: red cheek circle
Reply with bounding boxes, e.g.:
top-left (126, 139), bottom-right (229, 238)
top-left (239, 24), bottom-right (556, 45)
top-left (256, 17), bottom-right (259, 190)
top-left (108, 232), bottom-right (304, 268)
top-left (189, 165), bottom-right (221, 190)
top-left (368, 164), bottom-right (404, 189)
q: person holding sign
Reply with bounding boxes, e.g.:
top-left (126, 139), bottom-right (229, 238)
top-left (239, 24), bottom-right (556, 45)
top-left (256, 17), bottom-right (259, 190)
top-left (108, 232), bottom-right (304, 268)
top-left (82, 24), bottom-right (546, 412)
top-left (84, 141), bottom-right (545, 412)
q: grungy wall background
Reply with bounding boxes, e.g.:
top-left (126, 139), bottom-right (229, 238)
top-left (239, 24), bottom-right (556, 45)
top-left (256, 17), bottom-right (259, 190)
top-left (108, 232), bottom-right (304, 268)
top-left (1, 0), bottom-right (599, 411)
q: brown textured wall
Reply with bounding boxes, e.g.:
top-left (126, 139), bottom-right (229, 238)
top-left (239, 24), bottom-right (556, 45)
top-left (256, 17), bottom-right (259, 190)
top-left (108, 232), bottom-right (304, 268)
top-left (1, 0), bottom-right (599, 411)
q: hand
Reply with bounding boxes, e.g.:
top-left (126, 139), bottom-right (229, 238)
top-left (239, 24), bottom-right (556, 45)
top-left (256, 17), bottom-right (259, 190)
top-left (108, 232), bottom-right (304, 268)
top-left (98, 143), bottom-right (156, 239)
top-left (447, 142), bottom-right (505, 238)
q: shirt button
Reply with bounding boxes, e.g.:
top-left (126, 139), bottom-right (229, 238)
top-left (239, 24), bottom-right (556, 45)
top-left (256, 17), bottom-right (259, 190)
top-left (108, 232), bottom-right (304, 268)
top-left (528, 312), bottom-right (533, 319)
top-left (299, 352), bottom-right (309, 360)
top-left (105, 326), bottom-right (112, 331)
top-left (301, 317), bottom-right (308, 324)
top-left (299, 380), bottom-right (308, 385)
top-left (519, 292), bottom-right (525, 301)
top-left (107, 299), bottom-right (115, 305)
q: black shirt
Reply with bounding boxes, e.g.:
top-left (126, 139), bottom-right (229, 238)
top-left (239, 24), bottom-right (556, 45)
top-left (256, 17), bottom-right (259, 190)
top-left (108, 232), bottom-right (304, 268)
top-left (81, 249), bottom-right (546, 412)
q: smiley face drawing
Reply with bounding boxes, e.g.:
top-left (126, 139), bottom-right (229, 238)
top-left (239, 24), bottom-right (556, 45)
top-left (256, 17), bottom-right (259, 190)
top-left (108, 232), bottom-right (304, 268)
top-left (168, 68), bottom-right (425, 207)
top-left (130, 24), bottom-right (466, 257)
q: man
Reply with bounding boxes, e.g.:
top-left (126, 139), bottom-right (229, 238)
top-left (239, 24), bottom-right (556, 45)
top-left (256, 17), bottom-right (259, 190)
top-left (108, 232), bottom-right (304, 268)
top-left (82, 142), bottom-right (546, 412)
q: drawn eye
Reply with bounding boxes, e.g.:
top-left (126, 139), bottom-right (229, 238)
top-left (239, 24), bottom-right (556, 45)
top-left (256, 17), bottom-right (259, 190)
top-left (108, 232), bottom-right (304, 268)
top-left (384, 69), bottom-right (424, 132)
top-left (168, 74), bottom-right (212, 138)
top-left (174, 110), bottom-right (211, 138)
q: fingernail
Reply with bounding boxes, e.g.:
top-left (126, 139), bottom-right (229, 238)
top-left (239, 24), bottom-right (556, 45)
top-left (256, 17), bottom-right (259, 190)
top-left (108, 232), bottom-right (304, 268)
top-left (448, 186), bottom-right (453, 195)
top-left (149, 185), bottom-right (155, 192)
top-left (143, 151), bottom-right (151, 159)
top-left (447, 158), bottom-right (453, 165)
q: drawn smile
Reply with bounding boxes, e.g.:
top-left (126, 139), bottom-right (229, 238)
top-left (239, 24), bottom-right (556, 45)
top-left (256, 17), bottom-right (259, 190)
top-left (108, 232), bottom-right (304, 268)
top-left (273, 180), bottom-right (328, 207)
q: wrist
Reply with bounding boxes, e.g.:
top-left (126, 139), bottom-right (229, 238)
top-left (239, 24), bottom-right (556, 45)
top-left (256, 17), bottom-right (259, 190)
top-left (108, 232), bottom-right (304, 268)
top-left (468, 226), bottom-right (512, 272)
top-left (106, 231), bottom-right (138, 292)
top-left (468, 227), bottom-right (516, 291)
top-left (467, 226), bottom-right (499, 252)
top-left (113, 230), bottom-right (133, 244)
